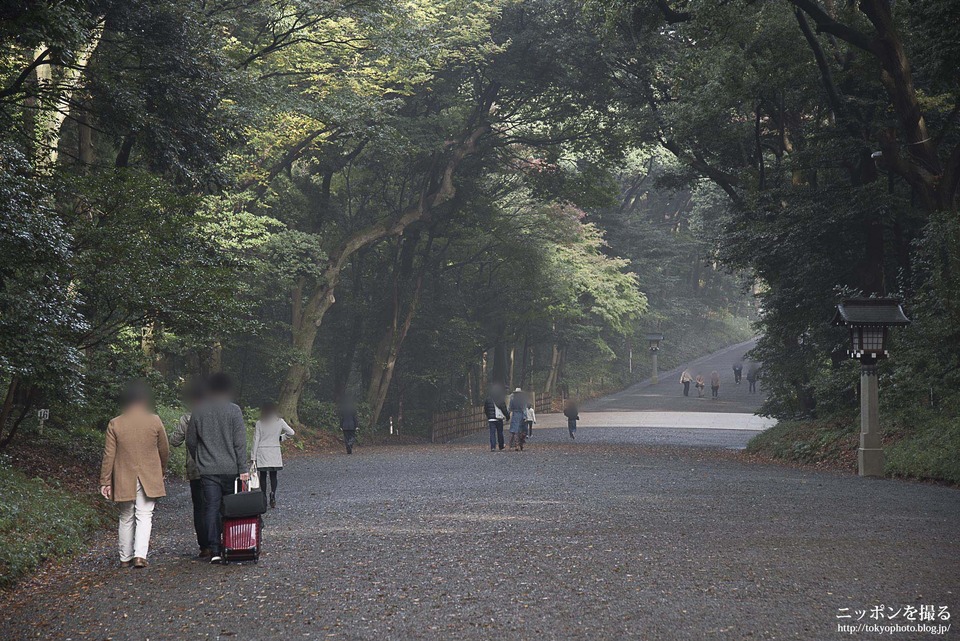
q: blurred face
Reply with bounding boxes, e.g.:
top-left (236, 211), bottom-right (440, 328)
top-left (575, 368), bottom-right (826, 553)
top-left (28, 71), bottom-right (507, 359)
top-left (125, 398), bottom-right (150, 412)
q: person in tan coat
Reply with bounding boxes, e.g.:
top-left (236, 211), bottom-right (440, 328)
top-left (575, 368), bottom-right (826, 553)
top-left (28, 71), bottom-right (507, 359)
top-left (99, 381), bottom-right (170, 568)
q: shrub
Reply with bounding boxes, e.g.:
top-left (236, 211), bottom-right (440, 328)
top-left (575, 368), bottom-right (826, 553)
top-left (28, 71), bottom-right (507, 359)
top-left (0, 464), bottom-right (106, 589)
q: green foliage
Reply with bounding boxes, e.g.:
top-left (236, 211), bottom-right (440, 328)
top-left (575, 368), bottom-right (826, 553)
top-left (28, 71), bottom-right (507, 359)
top-left (0, 463), bottom-right (106, 589)
top-left (885, 410), bottom-right (960, 485)
top-left (1, 0), bottom-right (951, 483)
top-left (0, 146), bottom-right (85, 400)
top-left (298, 398), bottom-right (341, 432)
top-left (157, 403), bottom-right (188, 480)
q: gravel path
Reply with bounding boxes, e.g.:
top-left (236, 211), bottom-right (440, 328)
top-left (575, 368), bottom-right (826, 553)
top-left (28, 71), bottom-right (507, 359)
top-left (3, 441), bottom-right (958, 640)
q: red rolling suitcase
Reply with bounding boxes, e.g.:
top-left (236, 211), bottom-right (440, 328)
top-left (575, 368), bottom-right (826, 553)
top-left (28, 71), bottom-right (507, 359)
top-left (222, 514), bottom-right (262, 563)
top-left (221, 479), bottom-right (264, 563)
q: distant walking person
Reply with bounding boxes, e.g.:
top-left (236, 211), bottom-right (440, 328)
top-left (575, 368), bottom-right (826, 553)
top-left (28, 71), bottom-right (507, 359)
top-left (525, 403), bottom-right (536, 439)
top-left (99, 381), bottom-right (169, 569)
top-left (710, 370), bottom-right (720, 398)
top-left (680, 370), bottom-right (693, 397)
top-left (732, 361), bottom-right (743, 385)
top-left (564, 399), bottom-right (580, 439)
top-left (508, 388), bottom-right (527, 451)
top-left (168, 380), bottom-right (210, 558)
top-left (484, 384), bottom-right (509, 451)
top-left (695, 374), bottom-right (705, 398)
top-left (251, 401), bottom-right (295, 508)
top-left (187, 373), bottom-right (249, 565)
top-left (746, 366), bottom-right (758, 393)
top-left (338, 398), bottom-right (359, 454)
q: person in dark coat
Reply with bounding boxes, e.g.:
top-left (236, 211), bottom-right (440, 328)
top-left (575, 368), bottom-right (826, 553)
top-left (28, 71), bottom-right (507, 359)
top-left (732, 361), bottom-right (743, 385)
top-left (483, 384), bottom-right (509, 451)
top-left (339, 399), bottom-right (359, 454)
top-left (746, 366), bottom-right (759, 393)
top-left (563, 399), bottom-right (580, 440)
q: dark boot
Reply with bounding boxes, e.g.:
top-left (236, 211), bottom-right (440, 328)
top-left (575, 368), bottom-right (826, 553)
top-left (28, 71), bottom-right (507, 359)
top-left (269, 493), bottom-right (276, 509)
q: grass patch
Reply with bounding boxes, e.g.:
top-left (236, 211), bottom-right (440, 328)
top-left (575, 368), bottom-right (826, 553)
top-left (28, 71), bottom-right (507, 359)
top-left (0, 463), bottom-right (107, 589)
top-left (747, 408), bottom-right (960, 484)
top-left (885, 410), bottom-right (960, 484)
top-left (746, 416), bottom-right (858, 469)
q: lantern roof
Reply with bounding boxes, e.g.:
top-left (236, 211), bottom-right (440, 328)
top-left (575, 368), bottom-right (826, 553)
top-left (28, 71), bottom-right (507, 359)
top-left (832, 298), bottom-right (910, 327)
top-left (645, 332), bottom-right (664, 341)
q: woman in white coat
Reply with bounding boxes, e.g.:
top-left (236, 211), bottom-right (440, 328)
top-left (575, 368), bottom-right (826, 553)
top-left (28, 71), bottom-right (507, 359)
top-left (251, 402), bottom-right (295, 508)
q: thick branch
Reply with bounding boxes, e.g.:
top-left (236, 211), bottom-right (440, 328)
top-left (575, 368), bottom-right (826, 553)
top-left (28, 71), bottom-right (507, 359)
top-left (0, 49), bottom-right (50, 100)
top-left (661, 138), bottom-right (744, 206)
top-left (788, 0), bottom-right (873, 52)
top-left (795, 9), bottom-right (860, 139)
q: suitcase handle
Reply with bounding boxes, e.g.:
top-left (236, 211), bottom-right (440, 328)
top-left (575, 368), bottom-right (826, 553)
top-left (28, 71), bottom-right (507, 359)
top-left (234, 478), bottom-right (248, 493)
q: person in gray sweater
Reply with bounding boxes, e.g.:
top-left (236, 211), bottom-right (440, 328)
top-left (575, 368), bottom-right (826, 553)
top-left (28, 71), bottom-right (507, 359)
top-left (187, 373), bottom-right (249, 564)
top-left (169, 380), bottom-right (209, 557)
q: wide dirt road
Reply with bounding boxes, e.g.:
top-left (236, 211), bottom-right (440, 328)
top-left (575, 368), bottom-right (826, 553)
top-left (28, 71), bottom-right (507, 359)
top-left (3, 441), bottom-right (958, 640)
top-left (521, 338), bottom-right (773, 450)
top-left (588, 338), bottom-right (763, 414)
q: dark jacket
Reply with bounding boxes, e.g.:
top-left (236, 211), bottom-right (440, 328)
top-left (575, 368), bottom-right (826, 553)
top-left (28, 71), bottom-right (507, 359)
top-left (563, 404), bottom-right (580, 421)
top-left (187, 398), bottom-right (248, 476)
top-left (340, 411), bottom-right (359, 431)
top-left (484, 398), bottom-right (509, 421)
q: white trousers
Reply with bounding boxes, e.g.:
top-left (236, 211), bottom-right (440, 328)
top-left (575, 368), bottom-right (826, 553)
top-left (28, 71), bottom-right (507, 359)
top-left (118, 480), bottom-right (156, 561)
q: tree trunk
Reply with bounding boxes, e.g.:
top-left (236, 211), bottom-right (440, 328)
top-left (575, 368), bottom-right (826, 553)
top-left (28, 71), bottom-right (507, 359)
top-left (481, 352), bottom-right (488, 397)
top-left (0, 377), bottom-right (20, 449)
top-left (0, 382), bottom-right (36, 451)
top-left (277, 279), bottom-right (327, 424)
top-left (274, 109), bottom-right (495, 424)
top-left (32, 28), bottom-right (102, 167)
top-left (332, 309), bottom-right (362, 402)
top-left (78, 109), bottom-right (95, 166)
top-left (543, 342), bottom-right (561, 396)
top-left (365, 234), bottom-right (428, 428)
top-left (490, 339), bottom-right (508, 387)
top-left (365, 274), bottom-right (424, 429)
top-left (367, 232), bottom-right (424, 428)
top-left (519, 335), bottom-right (530, 388)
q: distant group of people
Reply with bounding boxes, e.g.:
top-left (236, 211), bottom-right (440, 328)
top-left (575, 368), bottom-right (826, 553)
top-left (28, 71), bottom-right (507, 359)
top-left (484, 384), bottom-right (581, 450)
top-left (98, 374), bottom-right (295, 568)
top-left (484, 385), bottom-right (537, 451)
top-left (679, 358), bottom-right (760, 399)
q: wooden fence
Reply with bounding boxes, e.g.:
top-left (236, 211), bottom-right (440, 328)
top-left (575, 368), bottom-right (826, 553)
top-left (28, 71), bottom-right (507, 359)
top-left (430, 405), bottom-right (486, 443)
top-left (431, 393), bottom-right (555, 443)
top-left (533, 392), bottom-right (555, 414)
